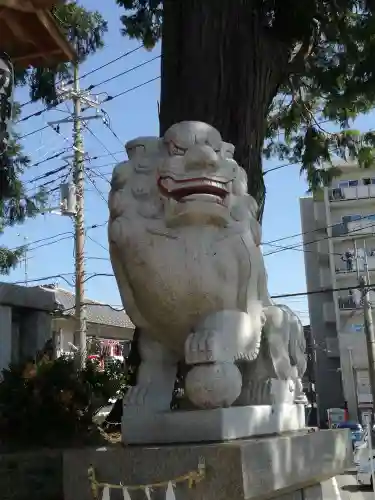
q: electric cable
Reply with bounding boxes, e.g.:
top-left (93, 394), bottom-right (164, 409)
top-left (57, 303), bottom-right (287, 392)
top-left (19, 45), bottom-right (144, 108)
top-left (6, 272), bottom-right (373, 302)
top-left (12, 222), bottom-right (105, 252)
top-left (262, 206), bottom-right (375, 246)
top-left (86, 55), bottom-right (160, 94)
top-left (263, 217), bottom-right (375, 257)
top-left (18, 57), bottom-right (159, 124)
top-left (85, 124), bottom-right (120, 165)
top-left (85, 171), bottom-right (108, 203)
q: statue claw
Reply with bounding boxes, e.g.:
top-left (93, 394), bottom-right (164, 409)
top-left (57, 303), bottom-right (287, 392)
top-left (185, 310), bottom-right (263, 366)
top-left (124, 386), bottom-right (149, 407)
top-left (185, 330), bottom-right (216, 364)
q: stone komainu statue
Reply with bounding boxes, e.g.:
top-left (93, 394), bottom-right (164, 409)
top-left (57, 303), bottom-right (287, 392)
top-left (108, 121), bottom-right (306, 412)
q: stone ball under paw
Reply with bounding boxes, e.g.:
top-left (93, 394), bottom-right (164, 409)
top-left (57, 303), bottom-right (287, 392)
top-left (185, 362), bottom-right (242, 409)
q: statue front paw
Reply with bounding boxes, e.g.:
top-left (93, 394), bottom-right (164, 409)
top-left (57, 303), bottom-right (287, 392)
top-left (124, 386), bottom-right (149, 407)
top-left (185, 309), bottom-right (262, 365)
top-left (185, 329), bottom-right (217, 364)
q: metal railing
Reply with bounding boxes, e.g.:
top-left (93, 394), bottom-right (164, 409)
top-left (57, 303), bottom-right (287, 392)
top-left (332, 221), bottom-right (375, 238)
top-left (338, 297), bottom-right (361, 310)
top-left (329, 185), bottom-right (375, 201)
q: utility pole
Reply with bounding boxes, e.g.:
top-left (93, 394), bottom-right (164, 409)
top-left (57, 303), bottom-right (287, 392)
top-left (47, 60), bottom-right (103, 368)
top-left (72, 60), bottom-right (87, 369)
top-left (24, 236), bottom-right (28, 287)
top-left (354, 240), bottom-right (375, 423)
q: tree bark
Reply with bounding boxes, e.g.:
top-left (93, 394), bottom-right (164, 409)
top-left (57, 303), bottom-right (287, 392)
top-left (159, 0), bottom-right (290, 211)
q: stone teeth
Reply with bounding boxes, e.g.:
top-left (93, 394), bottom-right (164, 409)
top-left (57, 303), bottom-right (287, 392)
top-left (160, 177), bottom-right (228, 194)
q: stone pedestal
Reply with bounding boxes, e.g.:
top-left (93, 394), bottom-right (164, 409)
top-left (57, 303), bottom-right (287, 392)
top-left (122, 404), bottom-right (306, 445)
top-left (63, 429), bottom-right (352, 500)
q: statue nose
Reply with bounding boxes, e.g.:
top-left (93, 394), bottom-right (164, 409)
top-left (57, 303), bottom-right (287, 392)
top-left (184, 144), bottom-right (218, 171)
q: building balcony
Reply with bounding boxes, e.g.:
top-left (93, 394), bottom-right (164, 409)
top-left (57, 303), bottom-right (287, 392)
top-left (329, 185), bottom-right (375, 207)
top-left (337, 295), bottom-right (375, 312)
top-left (336, 257), bottom-right (375, 277)
top-left (338, 296), bottom-right (359, 311)
top-left (332, 219), bottom-right (375, 241)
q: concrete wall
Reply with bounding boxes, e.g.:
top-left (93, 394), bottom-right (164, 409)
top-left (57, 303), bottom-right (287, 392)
top-left (300, 198), bottom-right (344, 423)
top-left (19, 310), bottom-right (52, 360)
top-left (0, 449), bottom-right (62, 500)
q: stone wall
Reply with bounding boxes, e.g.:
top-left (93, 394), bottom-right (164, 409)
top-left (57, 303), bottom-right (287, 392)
top-left (0, 450), bottom-right (63, 500)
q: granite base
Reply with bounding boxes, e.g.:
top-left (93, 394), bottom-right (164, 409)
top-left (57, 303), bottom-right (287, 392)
top-left (63, 429), bottom-right (352, 500)
top-left (122, 403), bottom-right (306, 444)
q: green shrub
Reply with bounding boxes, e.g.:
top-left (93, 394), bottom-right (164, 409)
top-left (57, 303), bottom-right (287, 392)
top-left (0, 355), bottom-right (127, 447)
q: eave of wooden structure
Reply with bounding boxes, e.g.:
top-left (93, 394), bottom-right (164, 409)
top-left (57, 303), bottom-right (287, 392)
top-left (0, 0), bottom-right (76, 68)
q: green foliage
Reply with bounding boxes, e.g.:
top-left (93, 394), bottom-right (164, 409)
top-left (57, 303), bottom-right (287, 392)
top-left (15, 3), bottom-right (108, 106)
top-left (0, 356), bottom-right (125, 447)
top-left (85, 357), bottom-right (128, 399)
top-left (116, 0), bottom-right (375, 192)
top-left (116, 0), bottom-right (162, 49)
top-left (0, 2), bottom-right (107, 273)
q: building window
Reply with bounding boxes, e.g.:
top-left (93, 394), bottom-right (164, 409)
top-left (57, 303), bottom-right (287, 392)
top-left (342, 214), bottom-right (362, 223)
top-left (338, 180), bottom-right (359, 188)
top-left (363, 178), bottom-right (375, 185)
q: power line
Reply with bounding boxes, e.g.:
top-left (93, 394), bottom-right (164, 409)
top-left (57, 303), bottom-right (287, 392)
top-left (6, 270), bottom-right (372, 303)
top-left (86, 55), bottom-right (160, 94)
top-left (9, 273), bottom-right (76, 287)
top-left (263, 159), bottom-right (297, 175)
top-left (19, 45), bottom-right (144, 108)
top-left (11, 231), bottom-right (72, 250)
top-left (85, 171), bottom-right (108, 203)
top-left (29, 149), bottom-right (67, 168)
top-left (18, 76), bottom-right (159, 141)
top-left (100, 76), bottom-right (160, 104)
top-left (20, 125), bottom-right (49, 140)
top-left (18, 56), bottom-right (160, 124)
top-left (87, 168), bottom-right (111, 185)
top-left (263, 241), bottom-right (342, 257)
top-left (26, 164), bottom-right (69, 184)
top-left (26, 235), bottom-right (73, 252)
top-left (262, 204), bottom-right (370, 246)
top-left (26, 171), bottom-right (71, 194)
top-left (57, 302), bottom-right (125, 313)
top-left (8, 272), bottom-right (114, 286)
top-left (12, 222), bottom-right (106, 252)
top-left (263, 216), bottom-right (375, 257)
top-left (270, 282), bottom-right (375, 299)
top-left (85, 125), bottom-right (120, 165)
top-left (86, 233), bottom-right (108, 252)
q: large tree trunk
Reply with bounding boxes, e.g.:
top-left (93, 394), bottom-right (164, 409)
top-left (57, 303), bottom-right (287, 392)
top-left (159, 0), bottom-right (290, 212)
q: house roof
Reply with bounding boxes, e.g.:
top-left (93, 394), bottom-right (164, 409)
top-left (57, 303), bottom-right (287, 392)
top-left (50, 287), bottom-right (134, 330)
top-left (0, 281), bottom-right (134, 330)
top-left (0, 1), bottom-right (76, 67)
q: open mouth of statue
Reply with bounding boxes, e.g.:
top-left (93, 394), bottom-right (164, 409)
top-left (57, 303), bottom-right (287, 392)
top-left (157, 176), bottom-right (230, 205)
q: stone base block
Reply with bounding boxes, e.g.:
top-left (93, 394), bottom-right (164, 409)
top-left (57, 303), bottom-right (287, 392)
top-left (122, 403), bottom-right (306, 445)
top-left (63, 429), bottom-right (352, 500)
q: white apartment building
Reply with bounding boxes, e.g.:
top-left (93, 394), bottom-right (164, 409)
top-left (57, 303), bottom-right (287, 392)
top-left (300, 162), bottom-right (375, 424)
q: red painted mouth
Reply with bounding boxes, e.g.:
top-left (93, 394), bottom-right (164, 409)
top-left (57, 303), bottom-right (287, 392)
top-left (158, 176), bottom-right (229, 203)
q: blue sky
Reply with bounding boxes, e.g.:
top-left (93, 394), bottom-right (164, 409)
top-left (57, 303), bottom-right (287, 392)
top-left (3, 0), bottom-right (374, 326)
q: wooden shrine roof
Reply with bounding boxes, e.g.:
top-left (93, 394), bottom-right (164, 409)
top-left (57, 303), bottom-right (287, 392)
top-left (0, 0), bottom-right (76, 68)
